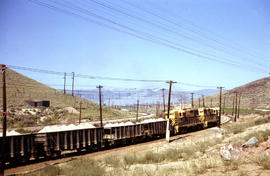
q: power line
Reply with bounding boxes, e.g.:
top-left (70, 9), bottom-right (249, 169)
top-left (95, 0), bottom-right (268, 70)
top-left (28, 0), bottom-right (267, 73)
top-left (7, 65), bottom-right (218, 88)
top-left (129, 0), bottom-right (269, 68)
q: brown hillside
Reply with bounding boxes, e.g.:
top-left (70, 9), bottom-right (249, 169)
top-left (0, 68), bottom-right (97, 108)
top-left (204, 77), bottom-right (270, 109)
top-left (0, 68), bottom-right (133, 128)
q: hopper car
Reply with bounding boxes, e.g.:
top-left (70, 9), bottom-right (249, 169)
top-left (0, 107), bottom-right (218, 167)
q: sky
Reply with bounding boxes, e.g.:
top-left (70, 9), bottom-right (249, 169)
top-left (1, 0), bottom-right (270, 92)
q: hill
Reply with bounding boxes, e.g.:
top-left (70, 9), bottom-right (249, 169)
top-left (0, 68), bottom-right (134, 128)
top-left (203, 77), bottom-right (270, 109)
top-left (0, 68), bottom-right (96, 108)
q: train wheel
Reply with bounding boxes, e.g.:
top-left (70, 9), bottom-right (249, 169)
top-left (21, 154), bottom-right (31, 164)
top-left (53, 151), bottom-right (61, 158)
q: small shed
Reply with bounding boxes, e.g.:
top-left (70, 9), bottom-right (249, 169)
top-left (26, 100), bottom-right (50, 107)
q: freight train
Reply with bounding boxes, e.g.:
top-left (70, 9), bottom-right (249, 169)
top-left (0, 107), bottom-right (218, 167)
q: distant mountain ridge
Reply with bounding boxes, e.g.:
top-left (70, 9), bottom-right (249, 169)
top-left (66, 88), bottom-right (219, 106)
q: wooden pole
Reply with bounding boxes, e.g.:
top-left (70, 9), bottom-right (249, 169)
top-left (64, 72), bottom-right (66, 94)
top-left (72, 72), bottom-right (75, 96)
top-left (97, 85), bottom-right (103, 128)
top-left (202, 95), bottom-right (205, 107)
top-left (0, 64), bottom-right (7, 176)
top-left (162, 88), bottom-right (165, 113)
top-left (232, 97), bottom-right (235, 116)
top-left (237, 94), bottom-right (241, 119)
top-left (79, 101), bottom-right (82, 124)
top-left (217, 87), bottom-right (224, 128)
top-left (191, 93), bottom-right (194, 108)
top-left (234, 92), bottom-right (238, 122)
top-left (136, 99), bottom-right (139, 122)
top-left (166, 81), bottom-right (176, 142)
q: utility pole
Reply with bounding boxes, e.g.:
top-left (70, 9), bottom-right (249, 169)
top-left (223, 96), bottom-right (226, 115)
top-left (191, 93), bottom-right (194, 108)
top-left (202, 95), bottom-right (205, 107)
top-left (232, 97), bottom-right (235, 116)
top-left (1, 64), bottom-right (7, 176)
top-left (161, 88), bottom-right (165, 113)
top-left (234, 92), bottom-right (238, 122)
top-left (79, 101), bottom-right (82, 124)
top-left (136, 99), bottom-right (139, 122)
top-left (64, 72), bottom-right (66, 94)
top-left (156, 101), bottom-right (160, 117)
top-left (108, 98), bottom-right (110, 107)
top-left (72, 72), bottom-right (75, 96)
top-left (97, 85), bottom-right (103, 128)
top-left (199, 98), bottom-right (201, 108)
top-left (166, 81), bottom-right (176, 142)
top-left (217, 87), bottom-right (224, 128)
top-left (237, 94), bottom-right (241, 119)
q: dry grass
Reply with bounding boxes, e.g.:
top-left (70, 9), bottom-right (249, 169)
top-left (55, 158), bottom-right (105, 176)
top-left (19, 165), bottom-right (60, 176)
top-left (104, 155), bottom-right (121, 168)
top-left (254, 154), bottom-right (270, 170)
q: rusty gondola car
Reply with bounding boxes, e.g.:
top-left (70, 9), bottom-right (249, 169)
top-left (35, 126), bottom-right (103, 157)
top-left (103, 118), bottom-right (166, 146)
top-left (0, 133), bottom-right (35, 164)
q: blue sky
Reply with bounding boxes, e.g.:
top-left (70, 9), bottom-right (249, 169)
top-left (1, 0), bottom-right (270, 91)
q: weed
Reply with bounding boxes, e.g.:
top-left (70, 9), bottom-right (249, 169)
top-left (254, 117), bottom-right (270, 125)
top-left (104, 155), bottom-right (121, 167)
top-left (237, 170), bottom-right (248, 176)
top-left (141, 151), bottom-right (163, 163)
top-left (179, 145), bottom-right (196, 160)
top-left (222, 158), bottom-right (241, 170)
top-left (243, 129), bottom-right (270, 143)
top-left (123, 154), bottom-right (138, 165)
top-left (161, 148), bottom-right (180, 161)
top-left (20, 165), bottom-right (60, 176)
top-left (196, 141), bottom-right (210, 153)
top-left (62, 158), bottom-right (105, 176)
top-left (254, 154), bottom-right (270, 170)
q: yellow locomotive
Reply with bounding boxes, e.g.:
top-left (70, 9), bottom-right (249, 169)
top-left (165, 107), bottom-right (219, 134)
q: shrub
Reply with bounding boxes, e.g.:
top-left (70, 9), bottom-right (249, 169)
top-left (243, 129), bottom-right (270, 143)
top-left (21, 165), bottom-right (60, 176)
top-left (254, 118), bottom-right (270, 125)
top-left (255, 154), bottom-right (270, 170)
top-left (142, 151), bottom-right (163, 163)
top-left (196, 141), bottom-right (210, 153)
top-left (178, 145), bottom-right (197, 160)
top-left (161, 148), bottom-right (180, 161)
top-left (222, 158), bottom-right (241, 170)
top-left (63, 159), bottom-right (105, 176)
top-left (123, 154), bottom-right (138, 165)
top-left (104, 155), bottom-right (121, 167)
